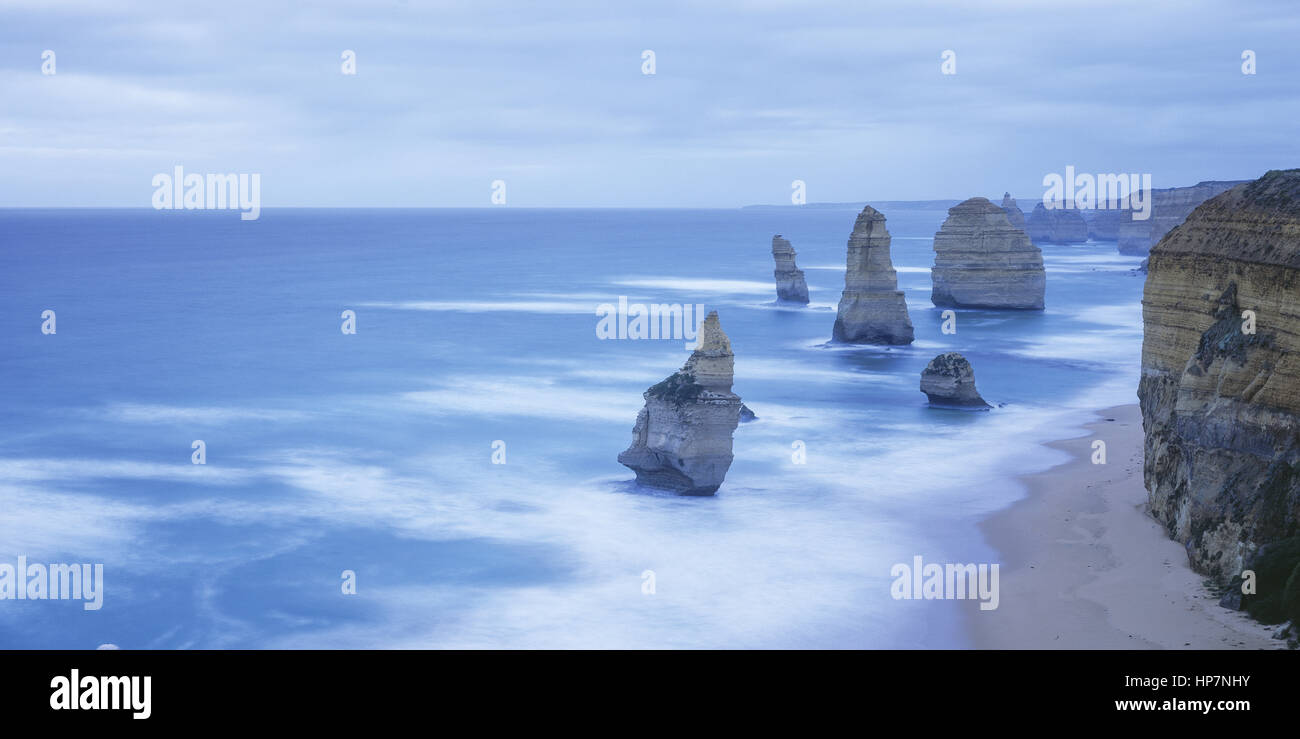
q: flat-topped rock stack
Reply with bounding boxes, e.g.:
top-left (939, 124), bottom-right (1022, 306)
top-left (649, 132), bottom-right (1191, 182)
top-left (771, 235), bottom-right (809, 304)
top-left (618, 311), bottom-right (743, 495)
top-left (831, 206), bottom-right (914, 345)
top-left (931, 197), bottom-right (1045, 310)
top-left (1025, 201), bottom-right (1089, 243)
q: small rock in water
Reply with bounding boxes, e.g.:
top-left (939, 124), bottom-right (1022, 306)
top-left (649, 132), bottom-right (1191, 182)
top-left (920, 352), bottom-right (990, 409)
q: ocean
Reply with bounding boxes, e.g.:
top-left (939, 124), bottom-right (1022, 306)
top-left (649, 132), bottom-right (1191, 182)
top-left (0, 207), bottom-right (1146, 648)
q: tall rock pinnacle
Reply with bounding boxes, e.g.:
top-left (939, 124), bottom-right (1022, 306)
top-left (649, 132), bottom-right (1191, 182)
top-left (832, 206), bottom-right (914, 344)
top-left (771, 235), bottom-right (810, 304)
top-left (1000, 192), bottom-right (1027, 232)
top-left (618, 311), bottom-right (743, 495)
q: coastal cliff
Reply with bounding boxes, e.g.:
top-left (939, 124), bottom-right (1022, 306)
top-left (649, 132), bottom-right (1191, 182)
top-left (832, 205), bottom-right (914, 344)
top-left (618, 311), bottom-right (743, 495)
top-left (931, 197), bottom-right (1045, 310)
top-left (1139, 169), bottom-right (1300, 581)
top-left (771, 235), bottom-right (810, 304)
top-left (1119, 180), bottom-right (1249, 256)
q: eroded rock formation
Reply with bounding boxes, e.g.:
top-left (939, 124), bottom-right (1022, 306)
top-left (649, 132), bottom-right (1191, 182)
top-left (1119, 180), bottom-right (1250, 255)
top-left (1084, 205), bottom-right (1129, 241)
top-left (1024, 202), bottom-right (1089, 244)
top-left (1000, 192), bottom-right (1027, 232)
top-left (920, 352), bottom-right (989, 408)
top-left (1139, 170), bottom-right (1300, 581)
top-left (771, 235), bottom-right (810, 304)
top-left (931, 197), bottom-right (1045, 310)
top-left (832, 206), bottom-right (914, 344)
top-left (618, 311), bottom-right (743, 495)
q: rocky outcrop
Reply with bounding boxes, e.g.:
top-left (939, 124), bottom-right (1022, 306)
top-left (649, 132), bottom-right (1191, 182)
top-left (1024, 202), bottom-right (1089, 243)
top-left (1084, 205), bottom-right (1129, 241)
top-left (1000, 193), bottom-right (1027, 232)
top-left (1118, 180), bottom-right (1250, 255)
top-left (832, 206), bottom-right (914, 344)
top-left (1139, 170), bottom-right (1300, 582)
top-left (771, 235), bottom-right (809, 304)
top-left (618, 311), bottom-right (743, 495)
top-left (920, 353), bottom-right (989, 408)
top-left (931, 197), bottom-right (1045, 310)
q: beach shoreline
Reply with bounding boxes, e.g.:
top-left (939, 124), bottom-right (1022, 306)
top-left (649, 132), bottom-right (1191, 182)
top-left (968, 403), bottom-right (1281, 649)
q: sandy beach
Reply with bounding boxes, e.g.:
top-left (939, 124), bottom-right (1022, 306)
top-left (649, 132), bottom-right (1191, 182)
top-left (969, 403), bottom-right (1281, 649)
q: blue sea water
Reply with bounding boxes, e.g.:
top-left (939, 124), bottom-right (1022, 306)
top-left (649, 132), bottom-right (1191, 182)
top-left (0, 207), bottom-right (1146, 648)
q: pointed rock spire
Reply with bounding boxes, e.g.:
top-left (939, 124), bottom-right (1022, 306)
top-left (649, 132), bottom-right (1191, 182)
top-left (832, 206), bottom-right (914, 344)
top-left (618, 310), bottom-right (743, 495)
top-left (771, 235), bottom-right (810, 304)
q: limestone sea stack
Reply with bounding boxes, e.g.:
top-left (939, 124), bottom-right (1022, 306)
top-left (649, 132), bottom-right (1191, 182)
top-left (931, 197), bottom-right (1045, 310)
top-left (1139, 170), bottom-right (1300, 581)
top-left (832, 206), bottom-right (914, 344)
top-left (1000, 192), bottom-right (1027, 232)
top-left (920, 352), bottom-right (989, 408)
top-left (1118, 180), bottom-right (1251, 256)
top-left (618, 311), bottom-right (743, 495)
top-left (1024, 202), bottom-right (1088, 243)
top-left (771, 235), bottom-right (810, 304)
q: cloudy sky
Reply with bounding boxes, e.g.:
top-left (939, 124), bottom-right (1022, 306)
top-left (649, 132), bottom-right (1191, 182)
top-left (1, 0), bottom-right (1297, 207)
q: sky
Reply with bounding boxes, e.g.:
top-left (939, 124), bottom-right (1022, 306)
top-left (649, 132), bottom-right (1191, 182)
top-left (1, 0), bottom-right (1297, 208)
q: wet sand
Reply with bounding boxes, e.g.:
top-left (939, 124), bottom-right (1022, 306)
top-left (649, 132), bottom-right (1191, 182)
top-left (969, 403), bottom-right (1279, 649)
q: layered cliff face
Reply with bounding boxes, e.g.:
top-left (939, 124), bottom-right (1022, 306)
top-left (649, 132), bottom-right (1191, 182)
top-left (618, 311), bottom-right (743, 495)
top-left (1000, 192), bottom-right (1027, 231)
top-left (771, 235), bottom-right (810, 304)
top-left (1139, 170), bottom-right (1300, 581)
top-left (920, 352), bottom-right (989, 408)
top-left (1024, 202), bottom-right (1089, 243)
top-left (832, 206), bottom-right (914, 344)
top-left (931, 197), bottom-right (1045, 310)
top-left (1118, 180), bottom-right (1250, 256)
